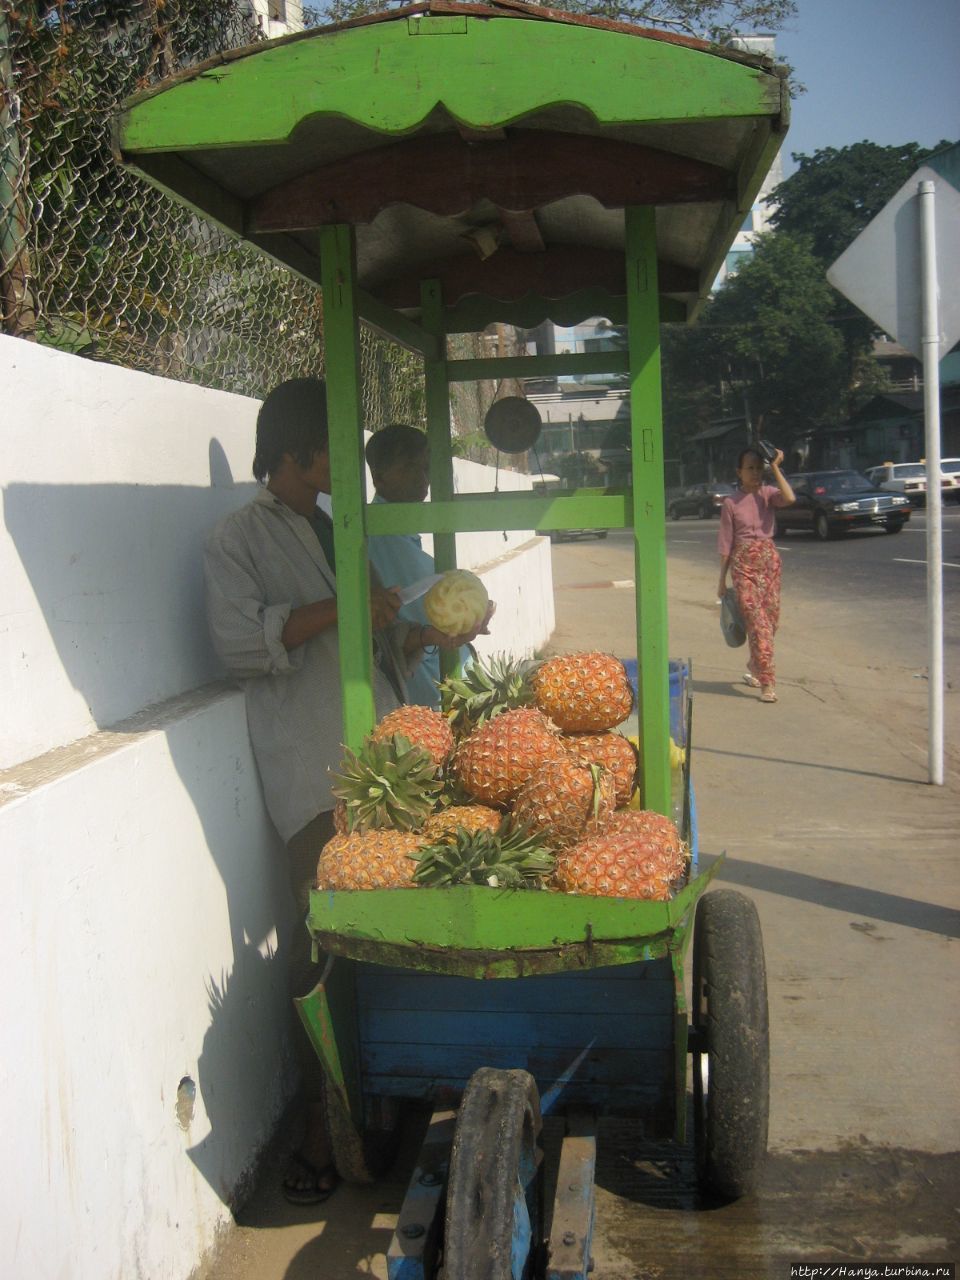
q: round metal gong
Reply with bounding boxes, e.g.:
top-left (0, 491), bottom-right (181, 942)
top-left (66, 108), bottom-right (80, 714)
top-left (483, 396), bottom-right (542, 454)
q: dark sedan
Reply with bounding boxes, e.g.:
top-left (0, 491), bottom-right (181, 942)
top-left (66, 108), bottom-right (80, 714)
top-left (776, 471), bottom-right (913, 540)
top-left (668, 481), bottom-right (734, 520)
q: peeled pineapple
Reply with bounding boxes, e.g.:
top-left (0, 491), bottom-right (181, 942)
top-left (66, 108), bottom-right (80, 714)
top-left (424, 569), bottom-right (489, 634)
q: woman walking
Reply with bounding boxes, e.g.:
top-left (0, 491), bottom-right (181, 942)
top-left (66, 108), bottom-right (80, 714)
top-left (717, 447), bottom-right (795, 703)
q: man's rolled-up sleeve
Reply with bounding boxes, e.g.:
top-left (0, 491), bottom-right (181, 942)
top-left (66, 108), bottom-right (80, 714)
top-left (204, 536), bottom-right (303, 679)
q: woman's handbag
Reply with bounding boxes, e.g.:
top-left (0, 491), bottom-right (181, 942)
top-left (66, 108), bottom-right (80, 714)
top-left (720, 587), bottom-right (746, 647)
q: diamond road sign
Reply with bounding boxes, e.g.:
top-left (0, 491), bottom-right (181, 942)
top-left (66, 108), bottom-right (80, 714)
top-left (827, 165), bottom-right (960, 361)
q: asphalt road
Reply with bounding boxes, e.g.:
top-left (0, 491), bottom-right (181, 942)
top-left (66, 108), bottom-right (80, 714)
top-left (198, 526), bottom-right (960, 1280)
top-left (662, 504), bottom-right (960, 661)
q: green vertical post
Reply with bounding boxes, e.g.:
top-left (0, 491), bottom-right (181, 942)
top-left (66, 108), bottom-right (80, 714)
top-left (319, 224), bottom-right (376, 748)
top-left (422, 278), bottom-right (460, 677)
top-left (625, 206), bottom-right (670, 816)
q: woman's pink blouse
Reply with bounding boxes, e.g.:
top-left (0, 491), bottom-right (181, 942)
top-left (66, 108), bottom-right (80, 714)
top-left (717, 485), bottom-right (787, 557)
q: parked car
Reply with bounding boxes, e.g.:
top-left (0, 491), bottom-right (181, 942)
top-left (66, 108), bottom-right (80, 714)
top-left (864, 461), bottom-right (928, 504)
top-left (864, 461), bottom-right (960, 505)
top-left (543, 528), bottom-right (609, 543)
top-left (776, 471), bottom-right (912, 540)
top-left (938, 458), bottom-right (960, 501)
top-left (667, 481), bottom-right (734, 520)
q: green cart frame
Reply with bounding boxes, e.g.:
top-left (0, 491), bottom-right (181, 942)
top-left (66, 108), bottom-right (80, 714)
top-left (116, 4), bottom-right (785, 1271)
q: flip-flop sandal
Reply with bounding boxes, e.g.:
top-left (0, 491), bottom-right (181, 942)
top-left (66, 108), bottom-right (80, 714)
top-left (760, 687), bottom-right (777, 703)
top-left (282, 1152), bottom-right (340, 1206)
top-left (742, 673), bottom-right (761, 688)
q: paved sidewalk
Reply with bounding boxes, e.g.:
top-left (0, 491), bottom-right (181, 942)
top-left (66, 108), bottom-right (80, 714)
top-left (549, 536), bottom-right (960, 1154)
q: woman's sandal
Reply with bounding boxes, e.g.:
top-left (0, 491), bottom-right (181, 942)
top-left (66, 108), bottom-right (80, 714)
top-left (742, 673), bottom-right (761, 688)
top-left (760, 686), bottom-right (777, 703)
top-left (282, 1152), bottom-right (340, 1206)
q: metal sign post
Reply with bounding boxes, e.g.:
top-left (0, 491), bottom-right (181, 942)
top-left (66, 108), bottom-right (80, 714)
top-left (919, 180), bottom-right (944, 785)
top-left (828, 161), bottom-right (960, 786)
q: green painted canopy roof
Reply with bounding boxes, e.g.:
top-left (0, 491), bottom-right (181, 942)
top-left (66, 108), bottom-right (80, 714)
top-left (114, 0), bottom-right (788, 328)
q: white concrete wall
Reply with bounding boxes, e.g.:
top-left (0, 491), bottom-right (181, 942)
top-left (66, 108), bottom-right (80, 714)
top-left (0, 336), bottom-right (554, 1280)
top-left (1, 689), bottom-right (294, 1280)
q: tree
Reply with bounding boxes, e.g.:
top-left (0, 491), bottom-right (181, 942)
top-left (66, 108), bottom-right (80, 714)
top-left (661, 232), bottom-right (854, 449)
top-left (306, 0), bottom-right (796, 41)
top-left (769, 140), bottom-right (952, 267)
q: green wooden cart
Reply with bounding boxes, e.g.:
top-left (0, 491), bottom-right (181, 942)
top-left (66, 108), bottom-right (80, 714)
top-left (116, 5), bottom-right (786, 1273)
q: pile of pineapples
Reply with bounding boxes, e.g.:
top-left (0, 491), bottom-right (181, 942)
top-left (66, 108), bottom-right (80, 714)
top-left (317, 651), bottom-right (688, 900)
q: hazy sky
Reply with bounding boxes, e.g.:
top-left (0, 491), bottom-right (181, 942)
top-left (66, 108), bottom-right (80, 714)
top-left (773, 0), bottom-right (959, 171)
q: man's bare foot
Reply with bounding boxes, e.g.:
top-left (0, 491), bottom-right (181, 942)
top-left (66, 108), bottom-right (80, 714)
top-left (283, 1102), bottom-right (338, 1205)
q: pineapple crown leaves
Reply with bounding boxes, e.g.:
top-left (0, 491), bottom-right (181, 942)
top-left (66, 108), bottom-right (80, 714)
top-left (412, 820), bottom-right (555, 889)
top-left (438, 650), bottom-right (541, 735)
top-left (329, 733), bottom-right (442, 833)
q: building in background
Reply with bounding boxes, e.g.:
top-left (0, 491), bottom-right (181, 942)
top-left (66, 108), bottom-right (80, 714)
top-left (713, 36), bottom-right (784, 286)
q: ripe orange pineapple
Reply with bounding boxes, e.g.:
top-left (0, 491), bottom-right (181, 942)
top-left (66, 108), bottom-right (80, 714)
top-left (316, 830), bottom-right (425, 890)
top-left (371, 704), bottom-right (454, 768)
top-left (422, 804), bottom-right (503, 840)
top-left (512, 757), bottom-right (616, 849)
top-left (563, 731), bottom-right (638, 807)
top-left (530, 652), bottom-right (634, 732)
top-left (454, 707), bottom-right (566, 807)
top-left (603, 809), bottom-right (687, 881)
top-left (552, 809), bottom-right (685, 900)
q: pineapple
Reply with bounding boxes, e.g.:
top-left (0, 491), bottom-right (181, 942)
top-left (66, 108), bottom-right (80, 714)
top-left (563, 731), bottom-right (639, 808)
top-left (412, 822), bottom-right (555, 889)
top-left (453, 707), bottom-right (567, 807)
top-left (438, 651), bottom-right (537, 737)
top-left (421, 803), bottom-right (503, 840)
top-left (530, 652), bottom-right (634, 732)
top-left (603, 809), bottom-right (687, 881)
top-left (329, 734), bottom-right (442, 833)
top-left (512, 757), bottom-right (616, 849)
top-left (424, 569), bottom-right (489, 634)
top-left (552, 810), bottom-right (685, 900)
top-left (371, 704), bottom-right (454, 768)
top-left (316, 829), bottom-right (424, 890)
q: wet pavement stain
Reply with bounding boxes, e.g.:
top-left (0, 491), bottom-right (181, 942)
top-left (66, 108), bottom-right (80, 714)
top-left (591, 1121), bottom-right (958, 1279)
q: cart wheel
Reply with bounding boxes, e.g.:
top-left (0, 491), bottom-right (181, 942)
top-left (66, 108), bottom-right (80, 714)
top-left (323, 1077), bottom-right (402, 1185)
top-left (443, 1068), bottom-right (543, 1280)
top-left (692, 889), bottom-right (769, 1199)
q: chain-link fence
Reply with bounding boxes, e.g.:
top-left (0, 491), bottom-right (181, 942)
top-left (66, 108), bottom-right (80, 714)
top-left (0, 0), bottom-right (427, 426)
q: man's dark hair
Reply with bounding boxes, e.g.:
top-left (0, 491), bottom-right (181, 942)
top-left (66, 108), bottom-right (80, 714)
top-left (365, 423), bottom-right (428, 476)
top-left (253, 377), bottom-right (329, 482)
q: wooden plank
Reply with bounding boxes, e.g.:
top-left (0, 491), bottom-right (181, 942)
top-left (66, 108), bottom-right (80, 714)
top-left (359, 1009), bottom-right (672, 1050)
top-left (442, 290), bottom-right (631, 334)
top-left (364, 490), bottom-right (634, 535)
top-left (249, 132), bottom-right (733, 232)
top-left (362, 1041), bottom-right (672, 1082)
top-left (373, 246), bottom-right (698, 312)
top-left (445, 351), bottom-right (629, 383)
top-left (321, 223), bottom-right (376, 747)
top-left (626, 205), bottom-right (671, 816)
top-left (547, 1116), bottom-right (597, 1280)
top-left (353, 967), bottom-right (675, 1018)
top-left (118, 19), bottom-right (783, 154)
top-left (386, 1107), bottom-right (455, 1280)
top-left (358, 290), bottom-right (439, 359)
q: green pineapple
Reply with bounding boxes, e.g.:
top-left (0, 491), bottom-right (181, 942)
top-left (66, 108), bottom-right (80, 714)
top-left (438, 651), bottom-right (539, 737)
top-left (330, 734), bottom-right (442, 833)
top-left (412, 821), bottom-right (555, 889)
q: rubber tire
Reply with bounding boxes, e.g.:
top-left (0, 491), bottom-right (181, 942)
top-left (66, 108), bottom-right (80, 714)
top-left (670, 506), bottom-right (681, 521)
top-left (884, 519), bottom-right (905, 534)
top-left (701, 503), bottom-right (713, 519)
top-left (814, 511), bottom-right (832, 541)
top-left (323, 1077), bottom-right (402, 1185)
top-left (692, 889), bottom-right (770, 1200)
top-left (597, 530), bottom-right (609, 539)
top-left (444, 1068), bottom-right (543, 1280)
top-left (774, 519), bottom-right (787, 538)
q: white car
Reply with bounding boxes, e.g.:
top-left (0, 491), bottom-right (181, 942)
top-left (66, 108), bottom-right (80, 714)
top-left (864, 461), bottom-right (959, 506)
